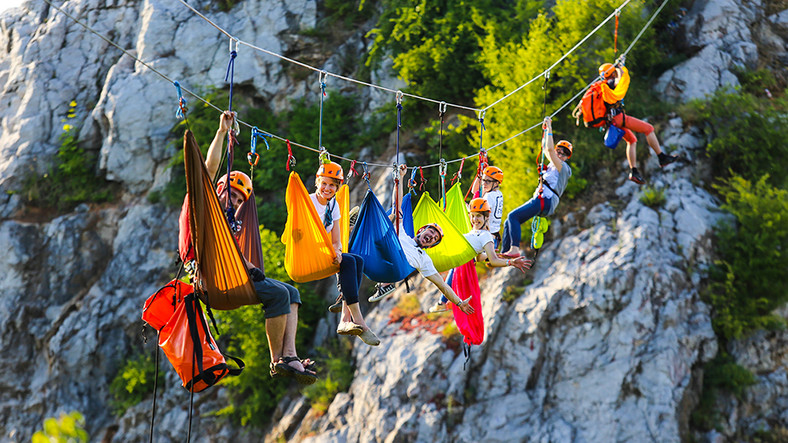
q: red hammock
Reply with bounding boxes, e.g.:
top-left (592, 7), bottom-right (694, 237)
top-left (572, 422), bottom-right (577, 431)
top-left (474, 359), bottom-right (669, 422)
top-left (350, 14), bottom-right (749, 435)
top-left (450, 260), bottom-right (484, 345)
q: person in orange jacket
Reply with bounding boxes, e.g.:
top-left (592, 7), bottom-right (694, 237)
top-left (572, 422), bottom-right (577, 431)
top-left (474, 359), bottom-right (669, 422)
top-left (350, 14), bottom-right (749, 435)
top-left (599, 60), bottom-right (678, 184)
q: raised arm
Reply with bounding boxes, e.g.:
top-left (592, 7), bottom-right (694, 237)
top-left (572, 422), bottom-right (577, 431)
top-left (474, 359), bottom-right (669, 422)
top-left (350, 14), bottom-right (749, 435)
top-left (425, 273), bottom-right (475, 314)
top-left (205, 111), bottom-right (235, 179)
top-left (543, 117), bottom-right (562, 172)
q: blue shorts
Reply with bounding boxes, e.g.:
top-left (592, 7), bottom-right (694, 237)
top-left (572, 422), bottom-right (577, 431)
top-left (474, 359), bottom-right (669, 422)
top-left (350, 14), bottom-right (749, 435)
top-left (253, 278), bottom-right (301, 319)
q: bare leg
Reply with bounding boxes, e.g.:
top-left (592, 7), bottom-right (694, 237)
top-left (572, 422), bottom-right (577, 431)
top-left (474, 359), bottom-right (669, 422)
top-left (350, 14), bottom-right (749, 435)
top-left (281, 303), bottom-right (305, 372)
top-left (346, 302), bottom-right (370, 330)
top-left (646, 132), bottom-right (662, 155)
top-left (265, 314), bottom-right (287, 364)
top-left (340, 301), bottom-right (353, 323)
top-left (626, 141), bottom-right (637, 169)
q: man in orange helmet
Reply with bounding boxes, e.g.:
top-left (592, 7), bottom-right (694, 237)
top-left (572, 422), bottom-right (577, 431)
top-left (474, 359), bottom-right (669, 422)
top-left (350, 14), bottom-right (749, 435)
top-left (598, 60), bottom-right (678, 184)
top-left (369, 165), bottom-right (475, 316)
top-left (178, 111), bottom-right (316, 384)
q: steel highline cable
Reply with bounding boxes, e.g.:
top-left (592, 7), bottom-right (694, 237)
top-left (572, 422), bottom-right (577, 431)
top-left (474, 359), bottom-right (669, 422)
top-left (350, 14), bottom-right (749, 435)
top-left (42, 0), bottom-right (667, 172)
top-left (481, 0), bottom-right (633, 112)
top-left (176, 0), bottom-right (633, 115)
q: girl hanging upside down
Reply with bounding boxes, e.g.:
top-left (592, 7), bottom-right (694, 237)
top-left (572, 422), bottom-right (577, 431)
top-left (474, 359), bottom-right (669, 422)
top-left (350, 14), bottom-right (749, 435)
top-left (429, 198), bottom-right (532, 313)
top-left (310, 161), bottom-right (380, 346)
top-left (500, 117), bottom-right (572, 258)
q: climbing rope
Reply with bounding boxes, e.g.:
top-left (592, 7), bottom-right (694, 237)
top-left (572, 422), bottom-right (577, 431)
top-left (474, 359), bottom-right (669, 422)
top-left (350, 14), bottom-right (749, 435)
top-left (318, 71), bottom-right (327, 150)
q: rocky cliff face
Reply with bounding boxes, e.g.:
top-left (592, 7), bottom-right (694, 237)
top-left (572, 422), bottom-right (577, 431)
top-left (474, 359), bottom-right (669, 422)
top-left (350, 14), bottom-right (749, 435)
top-left (0, 0), bottom-right (785, 442)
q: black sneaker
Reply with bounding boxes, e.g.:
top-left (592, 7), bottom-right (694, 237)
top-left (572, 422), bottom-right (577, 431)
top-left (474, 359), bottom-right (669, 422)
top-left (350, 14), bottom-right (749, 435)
top-left (369, 283), bottom-right (395, 302)
top-left (658, 152), bottom-right (678, 168)
top-left (628, 168), bottom-right (645, 185)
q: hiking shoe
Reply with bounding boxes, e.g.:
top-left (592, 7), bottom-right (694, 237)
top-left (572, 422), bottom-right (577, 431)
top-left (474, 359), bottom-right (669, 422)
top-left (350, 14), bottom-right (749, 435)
top-left (658, 152), bottom-right (679, 168)
top-left (428, 302), bottom-right (449, 313)
top-left (348, 206), bottom-right (360, 230)
top-left (337, 321), bottom-right (364, 336)
top-left (358, 329), bottom-right (380, 346)
top-left (368, 283), bottom-right (395, 302)
top-left (628, 168), bottom-right (645, 185)
top-left (328, 294), bottom-right (343, 313)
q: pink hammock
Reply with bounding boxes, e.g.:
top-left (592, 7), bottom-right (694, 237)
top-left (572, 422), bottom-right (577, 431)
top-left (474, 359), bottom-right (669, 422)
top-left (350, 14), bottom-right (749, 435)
top-left (450, 259), bottom-right (484, 345)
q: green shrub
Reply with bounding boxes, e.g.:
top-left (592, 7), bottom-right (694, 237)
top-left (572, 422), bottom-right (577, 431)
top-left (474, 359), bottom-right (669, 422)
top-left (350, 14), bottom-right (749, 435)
top-left (22, 101), bottom-right (116, 212)
top-left (680, 88), bottom-right (788, 188)
top-left (32, 411), bottom-right (89, 443)
top-left (109, 352), bottom-right (164, 416)
top-left (302, 340), bottom-right (355, 414)
top-left (704, 174), bottom-right (788, 341)
top-left (639, 186), bottom-right (666, 208)
top-left (691, 351), bottom-right (756, 431)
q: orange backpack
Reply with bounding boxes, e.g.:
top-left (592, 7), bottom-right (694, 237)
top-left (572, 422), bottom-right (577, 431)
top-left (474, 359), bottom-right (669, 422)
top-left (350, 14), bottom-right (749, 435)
top-left (574, 81), bottom-right (608, 128)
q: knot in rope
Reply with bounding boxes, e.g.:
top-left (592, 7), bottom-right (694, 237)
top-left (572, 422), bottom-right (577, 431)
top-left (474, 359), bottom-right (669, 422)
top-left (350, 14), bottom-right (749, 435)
top-left (408, 167), bottom-right (418, 189)
top-left (361, 162), bottom-right (371, 187)
top-left (348, 160), bottom-right (360, 179)
top-left (451, 158), bottom-right (465, 184)
top-left (173, 81), bottom-right (187, 120)
top-left (285, 139), bottom-right (296, 171)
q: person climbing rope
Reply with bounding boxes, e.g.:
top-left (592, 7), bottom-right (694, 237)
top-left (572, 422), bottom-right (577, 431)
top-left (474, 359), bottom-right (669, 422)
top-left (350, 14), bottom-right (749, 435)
top-left (369, 165), bottom-right (475, 315)
top-left (469, 165), bottom-right (504, 248)
top-left (178, 110), bottom-right (317, 385)
top-left (597, 59), bottom-right (678, 184)
top-left (500, 117), bottom-right (572, 258)
top-left (309, 161), bottom-right (380, 346)
top-left (429, 198), bottom-right (532, 313)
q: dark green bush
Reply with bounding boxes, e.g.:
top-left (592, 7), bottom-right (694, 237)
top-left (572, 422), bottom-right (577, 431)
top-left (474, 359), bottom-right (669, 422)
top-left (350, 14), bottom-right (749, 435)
top-left (704, 174), bottom-right (788, 341)
top-left (109, 352), bottom-right (164, 416)
top-left (22, 101), bottom-right (116, 212)
top-left (680, 88), bottom-right (788, 188)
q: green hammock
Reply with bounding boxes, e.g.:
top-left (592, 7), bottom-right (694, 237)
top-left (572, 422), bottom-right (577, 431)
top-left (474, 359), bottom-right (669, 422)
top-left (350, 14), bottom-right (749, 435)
top-left (412, 192), bottom-right (476, 273)
top-left (443, 183), bottom-right (472, 233)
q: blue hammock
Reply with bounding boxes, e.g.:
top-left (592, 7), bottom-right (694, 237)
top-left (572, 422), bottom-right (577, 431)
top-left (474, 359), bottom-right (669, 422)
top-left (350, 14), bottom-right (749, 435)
top-left (350, 190), bottom-right (414, 283)
top-left (388, 190), bottom-right (416, 238)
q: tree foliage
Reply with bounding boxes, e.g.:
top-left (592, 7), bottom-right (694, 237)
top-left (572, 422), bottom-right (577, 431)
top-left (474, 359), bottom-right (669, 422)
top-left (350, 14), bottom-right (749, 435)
top-left (681, 86), bottom-right (788, 189)
top-left (472, 0), bottom-right (661, 216)
top-left (705, 174), bottom-right (788, 341)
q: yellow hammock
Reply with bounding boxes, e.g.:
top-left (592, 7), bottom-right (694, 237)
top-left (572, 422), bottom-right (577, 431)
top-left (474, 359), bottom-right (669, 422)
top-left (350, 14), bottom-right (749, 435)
top-left (443, 182), bottom-right (472, 233)
top-left (183, 130), bottom-right (258, 310)
top-left (412, 191), bottom-right (476, 273)
top-left (336, 184), bottom-right (350, 252)
top-left (281, 171), bottom-right (346, 283)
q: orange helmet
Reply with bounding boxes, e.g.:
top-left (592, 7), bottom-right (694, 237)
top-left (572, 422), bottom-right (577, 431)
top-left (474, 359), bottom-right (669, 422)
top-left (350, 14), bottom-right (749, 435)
top-left (598, 63), bottom-right (616, 79)
top-left (217, 171), bottom-right (253, 201)
top-left (483, 166), bottom-right (504, 183)
top-left (556, 140), bottom-right (573, 159)
top-left (316, 162), bottom-right (344, 181)
top-left (469, 198), bottom-right (490, 213)
top-left (416, 223), bottom-right (443, 248)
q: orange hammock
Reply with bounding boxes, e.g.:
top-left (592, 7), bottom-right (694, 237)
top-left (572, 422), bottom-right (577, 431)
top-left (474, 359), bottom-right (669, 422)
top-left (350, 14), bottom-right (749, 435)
top-left (183, 130), bottom-right (259, 310)
top-left (280, 171), bottom-right (344, 283)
